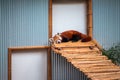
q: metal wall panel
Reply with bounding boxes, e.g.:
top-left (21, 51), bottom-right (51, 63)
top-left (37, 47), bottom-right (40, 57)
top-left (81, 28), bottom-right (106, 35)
top-left (0, 0), bottom-right (48, 80)
top-left (93, 0), bottom-right (120, 49)
top-left (51, 52), bottom-right (88, 80)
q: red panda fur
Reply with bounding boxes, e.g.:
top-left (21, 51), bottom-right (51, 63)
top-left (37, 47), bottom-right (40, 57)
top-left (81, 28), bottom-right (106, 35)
top-left (60, 30), bottom-right (92, 42)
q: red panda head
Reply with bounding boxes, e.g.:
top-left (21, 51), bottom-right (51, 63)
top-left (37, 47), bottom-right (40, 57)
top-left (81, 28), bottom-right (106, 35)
top-left (49, 33), bottom-right (62, 44)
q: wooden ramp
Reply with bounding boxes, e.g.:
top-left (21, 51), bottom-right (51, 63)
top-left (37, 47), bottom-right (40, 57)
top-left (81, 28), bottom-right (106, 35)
top-left (51, 40), bottom-right (120, 80)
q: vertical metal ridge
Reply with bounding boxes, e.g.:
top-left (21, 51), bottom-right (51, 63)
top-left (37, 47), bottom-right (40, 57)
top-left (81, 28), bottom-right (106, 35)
top-left (0, 0), bottom-right (49, 80)
top-left (51, 52), bottom-right (88, 80)
top-left (93, 0), bottom-right (120, 49)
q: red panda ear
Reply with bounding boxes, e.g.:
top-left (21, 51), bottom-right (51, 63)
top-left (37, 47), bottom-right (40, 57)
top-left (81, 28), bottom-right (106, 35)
top-left (49, 38), bottom-right (54, 43)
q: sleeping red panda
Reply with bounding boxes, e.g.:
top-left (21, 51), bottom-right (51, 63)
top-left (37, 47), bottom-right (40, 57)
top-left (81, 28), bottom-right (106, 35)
top-left (49, 30), bottom-right (92, 44)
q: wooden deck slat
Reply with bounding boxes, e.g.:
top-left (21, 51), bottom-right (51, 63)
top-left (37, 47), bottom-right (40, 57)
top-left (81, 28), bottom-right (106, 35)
top-left (65, 55), bottom-right (108, 60)
top-left (91, 72), bottom-right (120, 80)
top-left (72, 62), bottom-right (115, 69)
top-left (62, 50), bottom-right (99, 53)
top-left (80, 65), bottom-right (120, 71)
top-left (67, 58), bottom-right (108, 62)
top-left (71, 60), bottom-right (112, 64)
top-left (61, 52), bottom-right (101, 56)
top-left (52, 41), bottom-right (95, 48)
top-left (87, 71), bottom-right (120, 77)
top-left (61, 47), bottom-right (99, 52)
top-left (78, 65), bottom-right (119, 70)
top-left (80, 68), bottom-right (120, 73)
top-left (52, 47), bottom-right (100, 54)
top-left (61, 51), bottom-right (102, 54)
top-left (62, 53), bottom-right (103, 58)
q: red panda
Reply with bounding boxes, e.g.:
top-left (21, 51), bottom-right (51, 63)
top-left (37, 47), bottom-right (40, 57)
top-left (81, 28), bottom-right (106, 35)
top-left (49, 30), bottom-right (92, 44)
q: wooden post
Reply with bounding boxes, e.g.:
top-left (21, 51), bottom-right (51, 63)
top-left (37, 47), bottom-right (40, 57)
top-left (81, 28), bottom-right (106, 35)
top-left (8, 48), bottom-right (12, 80)
top-left (49, 0), bottom-right (52, 38)
top-left (87, 0), bottom-right (93, 38)
top-left (48, 0), bottom-right (52, 80)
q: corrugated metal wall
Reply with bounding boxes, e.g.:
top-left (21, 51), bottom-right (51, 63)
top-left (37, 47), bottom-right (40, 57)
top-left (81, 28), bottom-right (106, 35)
top-left (93, 0), bottom-right (120, 49)
top-left (0, 0), bottom-right (48, 80)
top-left (0, 0), bottom-right (120, 80)
top-left (51, 52), bottom-right (88, 80)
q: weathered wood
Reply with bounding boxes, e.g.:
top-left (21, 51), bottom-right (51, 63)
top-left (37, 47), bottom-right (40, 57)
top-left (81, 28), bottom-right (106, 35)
top-left (80, 68), bottom-right (120, 73)
top-left (49, 0), bottom-right (52, 38)
top-left (52, 48), bottom-right (100, 55)
top-left (65, 55), bottom-right (108, 60)
top-left (92, 39), bottom-right (103, 50)
top-left (61, 46), bottom-right (99, 50)
top-left (61, 51), bottom-right (101, 54)
top-left (87, 0), bottom-right (93, 37)
top-left (90, 72), bottom-right (120, 80)
top-left (61, 47), bottom-right (99, 52)
top-left (80, 65), bottom-right (120, 71)
top-left (68, 57), bottom-right (108, 62)
top-left (9, 46), bottom-right (50, 50)
top-left (62, 54), bottom-right (104, 59)
top-left (73, 62), bottom-right (115, 69)
top-left (71, 60), bottom-right (112, 64)
top-left (51, 39), bottom-right (120, 80)
top-left (87, 71), bottom-right (120, 77)
top-left (52, 41), bottom-right (95, 48)
top-left (62, 52), bottom-right (102, 57)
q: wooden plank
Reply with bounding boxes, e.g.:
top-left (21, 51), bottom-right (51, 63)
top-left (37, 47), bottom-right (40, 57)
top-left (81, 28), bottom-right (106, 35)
top-left (62, 52), bottom-right (102, 57)
top-left (62, 50), bottom-right (99, 53)
top-left (90, 72), bottom-right (120, 80)
top-left (61, 47), bottom-right (99, 52)
top-left (61, 54), bottom-right (102, 58)
top-left (71, 60), bottom-right (112, 64)
top-left (64, 55), bottom-right (108, 60)
top-left (51, 47), bottom-right (62, 54)
top-left (73, 63), bottom-right (116, 69)
top-left (68, 57), bottom-right (108, 62)
top-left (9, 46), bottom-right (50, 50)
top-left (52, 47), bottom-right (100, 55)
top-left (61, 51), bottom-right (101, 54)
top-left (87, 71), bottom-right (120, 77)
top-left (80, 65), bottom-right (120, 71)
top-left (73, 62), bottom-right (115, 69)
top-left (52, 41), bottom-right (95, 48)
top-left (92, 39), bottom-right (103, 50)
top-left (54, 46), bottom-right (96, 51)
top-left (81, 68), bottom-right (120, 73)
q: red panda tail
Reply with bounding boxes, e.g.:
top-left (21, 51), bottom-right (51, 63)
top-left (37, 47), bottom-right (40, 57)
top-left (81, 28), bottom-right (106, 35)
top-left (81, 36), bottom-right (92, 42)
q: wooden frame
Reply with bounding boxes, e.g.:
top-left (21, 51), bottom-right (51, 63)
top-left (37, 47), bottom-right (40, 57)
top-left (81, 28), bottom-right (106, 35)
top-left (48, 0), bottom-right (93, 38)
top-left (8, 46), bottom-right (51, 80)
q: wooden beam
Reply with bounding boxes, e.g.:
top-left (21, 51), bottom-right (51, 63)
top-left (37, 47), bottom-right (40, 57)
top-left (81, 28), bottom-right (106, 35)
top-left (8, 46), bottom-right (50, 50)
top-left (49, 0), bottom-right (52, 38)
top-left (87, 0), bottom-right (93, 38)
top-left (8, 48), bottom-right (12, 80)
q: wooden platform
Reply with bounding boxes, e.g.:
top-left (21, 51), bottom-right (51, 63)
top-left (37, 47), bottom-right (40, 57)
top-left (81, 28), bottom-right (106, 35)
top-left (51, 40), bottom-right (120, 80)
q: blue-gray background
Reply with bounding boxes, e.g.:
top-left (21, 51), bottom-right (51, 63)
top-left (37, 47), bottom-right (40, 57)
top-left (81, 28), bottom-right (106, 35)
top-left (0, 0), bottom-right (120, 80)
